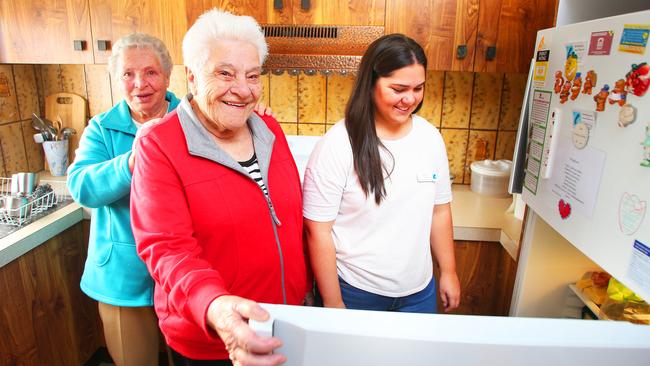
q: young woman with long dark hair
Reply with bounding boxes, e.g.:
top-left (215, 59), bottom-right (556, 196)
top-left (303, 34), bottom-right (460, 313)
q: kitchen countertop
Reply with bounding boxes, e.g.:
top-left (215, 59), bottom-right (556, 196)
top-left (0, 179), bottom-right (523, 268)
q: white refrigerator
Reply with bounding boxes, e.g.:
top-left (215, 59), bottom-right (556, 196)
top-left (511, 9), bottom-right (650, 317)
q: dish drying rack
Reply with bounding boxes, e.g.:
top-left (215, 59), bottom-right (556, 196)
top-left (0, 178), bottom-right (69, 227)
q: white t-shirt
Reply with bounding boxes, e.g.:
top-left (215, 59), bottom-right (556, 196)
top-left (303, 115), bottom-right (452, 297)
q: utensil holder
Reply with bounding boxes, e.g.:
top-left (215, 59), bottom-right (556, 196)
top-left (43, 140), bottom-right (69, 176)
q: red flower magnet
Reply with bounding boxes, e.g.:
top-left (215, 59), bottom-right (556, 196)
top-left (625, 62), bottom-right (649, 97)
top-left (559, 199), bottom-right (572, 219)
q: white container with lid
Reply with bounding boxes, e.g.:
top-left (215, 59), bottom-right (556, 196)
top-left (470, 159), bottom-right (513, 197)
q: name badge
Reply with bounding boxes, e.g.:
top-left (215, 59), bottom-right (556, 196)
top-left (417, 172), bottom-right (438, 182)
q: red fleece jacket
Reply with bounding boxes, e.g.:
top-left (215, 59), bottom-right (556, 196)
top-left (131, 110), bottom-right (308, 359)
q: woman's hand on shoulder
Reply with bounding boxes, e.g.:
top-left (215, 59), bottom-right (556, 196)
top-left (254, 102), bottom-right (275, 118)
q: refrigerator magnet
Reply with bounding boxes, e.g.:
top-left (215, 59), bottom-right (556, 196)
top-left (618, 104), bottom-right (636, 127)
top-left (608, 79), bottom-right (628, 106)
top-left (618, 192), bottom-right (646, 235)
top-left (593, 84), bottom-right (610, 111)
top-left (625, 62), bottom-right (649, 97)
top-left (582, 70), bottom-right (597, 95)
top-left (564, 48), bottom-right (578, 81)
top-left (554, 71), bottom-right (564, 94)
top-left (588, 31), bottom-right (614, 56)
top-left (572, 123), bottom-right (589, 149)
top-left (570, 73), bottom-right (582, 101)
top-left (558, 199), bottom-right (572, 219)
top-left (618, 24), bottom-right (650, 54)
top-left (559, 80), bottom-right (571, 104)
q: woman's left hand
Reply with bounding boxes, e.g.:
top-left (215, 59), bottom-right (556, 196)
top-left (254, 102), bottom-right (274, 118)
top-left (438, 271), bottom-right (461, 312)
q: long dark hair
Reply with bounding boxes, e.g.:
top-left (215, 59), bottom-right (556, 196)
top-left (345, 33), bottom-right (427, 204)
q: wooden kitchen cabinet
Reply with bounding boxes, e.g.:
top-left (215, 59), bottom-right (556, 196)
top-left (0, 221), bottom-right (103, 365)
top-left (186, 0), bottom-right (385, 26)
top-left (386, 0), bottom-right (558, 72)
top-left (89, 0), bottom-right (189, 64)
top-left (0, 0), bottom-right (94, 64)
top-left (434, 240), bottom-right (518, 315)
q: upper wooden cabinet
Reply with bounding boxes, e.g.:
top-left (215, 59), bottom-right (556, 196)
top-left (90, 0), bottom-right (189, 64)
top-left (386, 0), bottom-right (557, 73)
top-left (186, 0), bottom-right (385, 26)
top-left (0, 0), bottom-right (94, 64)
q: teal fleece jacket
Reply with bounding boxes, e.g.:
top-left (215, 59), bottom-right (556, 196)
top-left (67, 91), bottom-right (180, 306)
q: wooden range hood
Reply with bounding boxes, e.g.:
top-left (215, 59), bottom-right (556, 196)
top-left (261, 24), bottom-right (384, 72)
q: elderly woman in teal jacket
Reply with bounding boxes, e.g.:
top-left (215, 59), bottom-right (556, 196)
top-left (67, 33), bottom-right (180, 366)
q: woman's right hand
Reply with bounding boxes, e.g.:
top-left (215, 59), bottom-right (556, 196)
top-left (207, 295), bottom-right (286, 366)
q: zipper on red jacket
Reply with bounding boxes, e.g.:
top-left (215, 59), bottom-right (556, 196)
top-left (265, 194), bottom-right (287, 304)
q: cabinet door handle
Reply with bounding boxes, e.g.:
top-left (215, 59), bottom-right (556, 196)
top-left (73, 40), bottom-right (86, 51)
top-left (97, 40), bottom-right (111, 51)
top-left (274, 0), bottom-right (283, 9)
top-left (486, 46), bottom-right (497, 60)
top-left (456, 45), bottom-right (467, 59)
top-left (301, 0), bottom-right (310, 10)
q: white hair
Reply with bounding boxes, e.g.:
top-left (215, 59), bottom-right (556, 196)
top-left (182, 8), bottom-right (268, 73)
top-left (108, 33), bottom-right (173, 78)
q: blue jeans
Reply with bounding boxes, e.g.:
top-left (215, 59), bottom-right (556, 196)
top-left (338, 277), bottom-right (437, 314)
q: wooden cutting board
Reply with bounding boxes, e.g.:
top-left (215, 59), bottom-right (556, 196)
top-left (45, 92), bottom-right (87, 169)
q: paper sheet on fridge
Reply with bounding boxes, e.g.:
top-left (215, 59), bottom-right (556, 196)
top-left (549, 140), bottom-right (606, 219)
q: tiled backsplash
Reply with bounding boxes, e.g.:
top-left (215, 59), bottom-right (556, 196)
top-left (0, 64), bottom-right (526, 184)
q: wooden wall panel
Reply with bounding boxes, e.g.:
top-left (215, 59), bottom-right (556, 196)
top-left (21, 120), bottom-right (44, 173)
top-left (84, 64), bottom-right (113, 118)
top-left (298, 123), bottom-right (326, 136)
top-left (59, 65), bottom-right (87, 97)
top-left (12, 65), bottom-right (40, 121)
top-left (293, 0), bottom-right (386, 26)
top-left (0, 65), bottom-right (20, 124)
top-left (0, 122), bottom-right (29, 175)
top-left (441, 128), bottom-right (468, 183)
top-left (499, 73), bottom-right (527, 130)
top-left (474, 0), bottom-right (503, 72)
top-left (420, 70), bottom-right (445, 127)
top-left (326, 73), bottom-right (355, 124)
top-left (270, 72), bottom-right (298, 123)
top-left (0, 222), bottom-right (103, 366)
top-left (470, 72), bottom-right (503, 129)
top-left (452, 0), bottom-right (480, 72)
top-left (441, 72), bottom-right (473, 128)
top-left (169, 65), bottom-right (189, 101)
top-left (495, 130), bottom-right (517, 160)
top-left (298, 73), bottom-right (326, 123)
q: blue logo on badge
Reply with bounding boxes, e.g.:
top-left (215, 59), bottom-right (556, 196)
top-left (432, 173), bottom-right (437, 180)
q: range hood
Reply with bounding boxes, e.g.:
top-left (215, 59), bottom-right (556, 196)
top-left (261, 24), bottom-right (384, 72)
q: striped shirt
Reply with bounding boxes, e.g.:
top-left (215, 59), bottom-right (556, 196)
top-left (239, 153), bottom-right (269, 197)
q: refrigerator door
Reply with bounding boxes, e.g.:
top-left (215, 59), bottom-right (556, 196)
top-left (521, 10), bottom-right (650, 301)
top-left (251, 303), bottom-right (650, 366)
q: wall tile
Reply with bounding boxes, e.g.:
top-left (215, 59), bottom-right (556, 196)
top-left (298, 123), bottom-right (326, 136)
top-left (499, 73), bottom-right (527, 131)
top-left (12, 65), bottom-right (40, 121)
top-left (59, 65), bottom-right (87, 96)
top-left (441, 128), bottom-right (469, 183)
top-left (326, 73), bottom-right (355, 123)
top-left (21, 120), bottom-right (43, 172)
top-left (298, 73), bottom-right (326, 123)
top-left (111, 76), bottom-right (123, 107)
top-left (442, 72), bottom-right (473, 128)
top-left (464, 130), bottom-right (497, 183)
top-left (168, 65), bottom-right (188, 99)
top-left (40, 65), bottom-right (63, 97)
top-left (419, 70), bottom-right (444, 127)
top-left (0, 65), bottom-right (20, 123)
top-left (470, 73), bottom-right (503, 129)
top-left (279, 123), bottom-right (298, 136)
top-left (495, 131), bottom-right (517, 160)
top-left (84, 64), bottom-right (112, 118)
top-left (260, 73), bottom-right (270, 108)
top-left (270, 73), bottom-right (298, 123)
top-left (0, 122), bottom-right (29, 174)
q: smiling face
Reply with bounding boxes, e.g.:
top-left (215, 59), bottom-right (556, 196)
top-left (373, 63), bottom-right (425, 135)
top-left (188, 39), bottom-right (262, 136)
top-left (117, 47), bottom-right (170, 122)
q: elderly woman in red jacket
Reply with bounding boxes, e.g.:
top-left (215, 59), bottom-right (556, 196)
top-left (130, 9), bottom-right (310, 366)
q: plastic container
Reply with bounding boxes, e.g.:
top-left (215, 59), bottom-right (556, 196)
top-left (470, 159), bottom-right (513, 197)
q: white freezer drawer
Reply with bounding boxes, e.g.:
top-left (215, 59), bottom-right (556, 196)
top-left (251, 304), bottom-right (650, 366)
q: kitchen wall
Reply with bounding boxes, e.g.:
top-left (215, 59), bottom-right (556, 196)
top-left (0, 64), bottom-right (526, 184)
